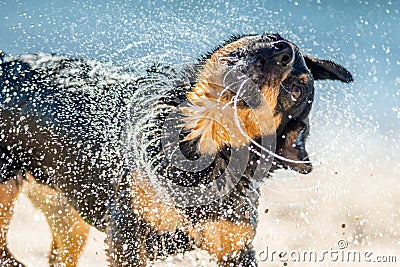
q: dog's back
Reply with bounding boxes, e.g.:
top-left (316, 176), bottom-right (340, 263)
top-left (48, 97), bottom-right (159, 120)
top-left (0, 53), bottom-right (137, 228)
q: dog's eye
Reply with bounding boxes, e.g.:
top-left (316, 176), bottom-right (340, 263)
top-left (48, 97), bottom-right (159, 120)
top-left (291, 86), bottom-right (303, 101)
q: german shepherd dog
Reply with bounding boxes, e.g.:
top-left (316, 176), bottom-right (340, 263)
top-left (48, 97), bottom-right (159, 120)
top-left (0, 33), bottom-right (352, 266)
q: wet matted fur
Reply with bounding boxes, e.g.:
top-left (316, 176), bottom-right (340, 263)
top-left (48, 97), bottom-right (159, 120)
top-left (0, 33), bottom-right (352, 266)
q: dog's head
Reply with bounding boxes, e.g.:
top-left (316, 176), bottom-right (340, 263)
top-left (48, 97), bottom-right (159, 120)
top-left (183, 33), bottom-right (353, 174)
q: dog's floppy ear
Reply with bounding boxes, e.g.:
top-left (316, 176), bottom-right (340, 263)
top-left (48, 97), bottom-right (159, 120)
top-left (304, 55), bottom-right (353, 83)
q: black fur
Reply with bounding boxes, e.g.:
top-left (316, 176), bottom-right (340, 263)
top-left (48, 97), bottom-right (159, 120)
top-left (0, 54), bottom-right (137, 229)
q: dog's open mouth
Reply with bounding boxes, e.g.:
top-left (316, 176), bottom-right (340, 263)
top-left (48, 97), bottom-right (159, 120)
top-left (274, 120), bottom-right (312, 174)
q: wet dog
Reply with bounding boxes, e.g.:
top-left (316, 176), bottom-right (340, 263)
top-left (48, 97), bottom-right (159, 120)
top-left (0, 33), bottom-right (352, 266)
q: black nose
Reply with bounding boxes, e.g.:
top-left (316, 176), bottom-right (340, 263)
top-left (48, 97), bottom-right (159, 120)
top-left (256, 40), bottom-right (294, 66)
top-left (272, 41), bottom-right (293, 65)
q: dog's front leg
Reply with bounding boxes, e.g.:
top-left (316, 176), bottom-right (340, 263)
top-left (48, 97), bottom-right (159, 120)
top-left (220, 245), bottom-right (257, 267)
top-left (189, 220), bottom-right (257, 267)
top-left (23, 173), bottom-right (90, 267)
top-left (0, 179), bottom-right (25, 267)
top-left (107, 178), bottom-right (148, 267)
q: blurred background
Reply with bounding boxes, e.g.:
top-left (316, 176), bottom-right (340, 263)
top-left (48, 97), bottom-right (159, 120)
top-left (1, 0), bottom-right (399, 266)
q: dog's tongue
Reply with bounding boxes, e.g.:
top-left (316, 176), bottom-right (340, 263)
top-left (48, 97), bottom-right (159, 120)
top-left (276, 120), bottom-right (312, 174)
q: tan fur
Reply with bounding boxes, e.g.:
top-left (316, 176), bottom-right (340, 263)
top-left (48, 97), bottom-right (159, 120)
top-left (130, 172), bottom-right (189, 233)
top-left (22, 173), bottom-right (90, 267)
top-left (189, 220), bottom-right (255, 262)
top-left (299, 73), bottom-right (309, 84)
top-left (130, 173), bottom-right (255, 264)
top-left (183, 60), bottom-right (286, 155)
top-left (0, 179), bottom-right (22, 265)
